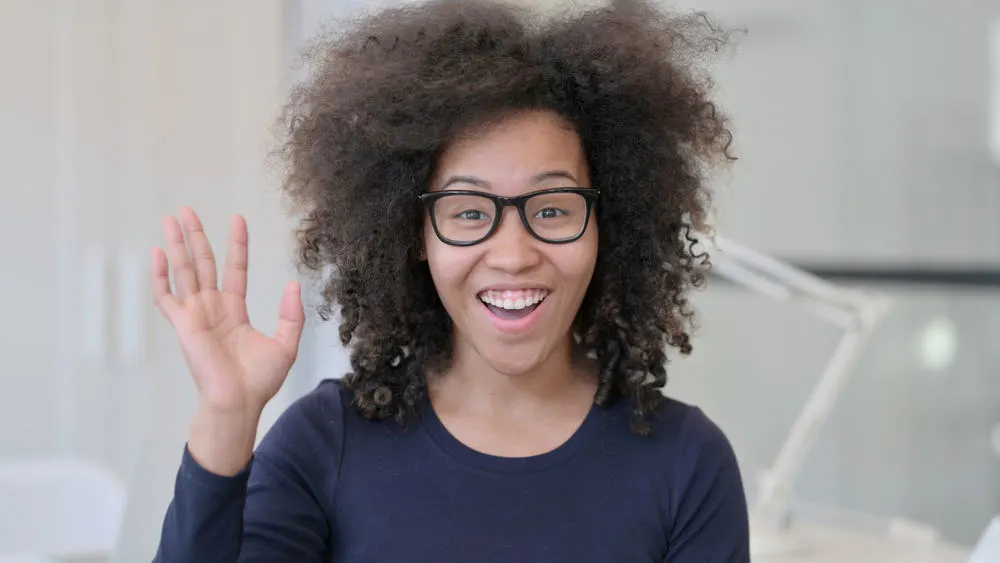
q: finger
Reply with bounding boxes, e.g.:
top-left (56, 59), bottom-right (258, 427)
top-left (180, 207), bottom-right (218, 291)
top-left (163, 214), bottom-right (199, 299)
top-left (274, 281), bottom-right (305, 357)
top-left (151, 247), bottom-right (180, 321)
top-left (222, 215), bottom-right (249, 298)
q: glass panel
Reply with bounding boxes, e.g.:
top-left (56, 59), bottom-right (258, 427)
top-left (670, 283), bottom-right (1000, 545)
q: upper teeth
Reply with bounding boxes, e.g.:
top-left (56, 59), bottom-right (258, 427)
top-left (479, 289), bottom-right (548, 310)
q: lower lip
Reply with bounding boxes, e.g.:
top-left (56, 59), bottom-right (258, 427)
top-left (480, 297), bottom-right (548, 334)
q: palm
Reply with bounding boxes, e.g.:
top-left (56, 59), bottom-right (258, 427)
top-left (175, 291), bottom-right (288, 410)
top-left (153, 208), bottom-right (304, 415)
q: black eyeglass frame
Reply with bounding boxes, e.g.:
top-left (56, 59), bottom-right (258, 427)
top-left (418, 187), bottom-right (600, 247)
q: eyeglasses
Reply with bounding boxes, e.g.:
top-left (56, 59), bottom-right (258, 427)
top-left (418, 187), bottom-right (599, 246)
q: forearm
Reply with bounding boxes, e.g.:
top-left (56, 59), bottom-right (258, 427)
top-left (154, 410), bottom-right (260, 562)
top-left (155, 391), bottom-right (335, 563)
top-left (154, 446), bottom-right (251, 563)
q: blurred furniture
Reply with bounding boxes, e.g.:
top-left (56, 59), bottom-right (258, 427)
top-left (0, 459), bottom-right (124, 563)
top-left (704, 234), bottom-right (974, 561)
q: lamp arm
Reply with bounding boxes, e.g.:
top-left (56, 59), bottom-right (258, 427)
top-left (692, 232), bottom-right (892, 532)
top-left (751, 295), bottom-right (890, 530)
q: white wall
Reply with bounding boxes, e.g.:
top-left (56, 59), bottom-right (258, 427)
top-left (0, 0), bottom-right (298, 558)
top-left (668, 0), bottom-right (1000, 545)
top-left (1, 0), bottom-right (69, 462)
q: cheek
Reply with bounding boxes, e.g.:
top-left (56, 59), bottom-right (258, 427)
top-left (424, 242), bottom-right (480, 302)
top-left (551, 237), bottom-right (598, 289)
top-left (569, 221), bottom-right (599, 279)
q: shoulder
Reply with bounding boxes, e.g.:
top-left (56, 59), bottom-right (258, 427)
top-left (596, 395), bottom-right (744, 492)
top-left (641, 395), bottom-right (743, 490)
top-left (655, 397), bottom-right (737, 464)
top-left (609, 395), bottom-right (737, 464)
top-left (262, 378), bottom-right (350, 444)
top-left (642, 397), bottom-right (749, 557)
top-left (254, 378), bottom-right (350, 482)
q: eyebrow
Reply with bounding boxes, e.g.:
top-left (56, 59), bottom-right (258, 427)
top-left (441, 175), bottom-right (492, 190)
top-left (439, 169), bottom-right (580, 190)
top-left (531, 169), bottom-right (579, 184)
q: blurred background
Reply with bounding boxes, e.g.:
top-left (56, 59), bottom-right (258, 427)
top-left (0, 0), bottom-right (997, 561)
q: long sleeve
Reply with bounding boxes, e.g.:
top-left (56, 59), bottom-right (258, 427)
top-left (663, 407), bottom-right (751, 563)
top-left (154, 384), bottom-right (344, 562)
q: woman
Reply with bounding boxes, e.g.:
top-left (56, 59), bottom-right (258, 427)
top-left (152, 0), bottom-right (748, 561)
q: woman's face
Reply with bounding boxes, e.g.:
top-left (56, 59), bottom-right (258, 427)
top-left (422, 110), bottom-right (598, 376)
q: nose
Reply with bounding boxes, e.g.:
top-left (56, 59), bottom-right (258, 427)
top-left (483, 207), bottom-right (542, 273)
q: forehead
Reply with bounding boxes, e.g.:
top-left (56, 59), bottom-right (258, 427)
top-left (432, 110), bottom-right (590, 192)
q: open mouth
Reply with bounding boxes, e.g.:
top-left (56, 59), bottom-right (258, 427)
top-left (477, 289), bottom-right (549, 321)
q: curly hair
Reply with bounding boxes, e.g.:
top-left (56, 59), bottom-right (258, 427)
top-left (278, 0), bottom-right (735, 435)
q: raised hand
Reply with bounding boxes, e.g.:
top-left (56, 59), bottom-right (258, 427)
top-left (153, 207), bottom-right (305, 474)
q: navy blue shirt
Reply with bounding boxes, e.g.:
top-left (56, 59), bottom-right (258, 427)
top-left (154, 379), bottom-right (749, 562)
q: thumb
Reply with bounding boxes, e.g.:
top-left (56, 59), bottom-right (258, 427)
top-left (274, 281), bottom-right (305, 357)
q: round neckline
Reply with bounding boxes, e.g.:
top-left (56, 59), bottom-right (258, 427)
top-left (421, 399), bottom-right (603, 474)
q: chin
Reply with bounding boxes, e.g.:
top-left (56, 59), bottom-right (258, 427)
top-left (478, 344), bottom-right (549, 376)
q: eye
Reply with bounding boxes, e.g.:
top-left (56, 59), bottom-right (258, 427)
top-left (535, 207), bottom-right (567, 219)
top-left (456, 209), bottom-right (490, 221)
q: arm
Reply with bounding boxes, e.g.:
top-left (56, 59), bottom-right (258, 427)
top-left (154, 386), bottom-right (341, 563)
top-left (149, 208), bottom-right (326, 561)
top-left (664, 407), bottom-right (750, 563)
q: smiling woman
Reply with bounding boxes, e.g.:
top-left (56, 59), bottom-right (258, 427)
top-left (151, 0), bottom-right (748, 561)
top-left (420, 111), bottom-right (600, 381)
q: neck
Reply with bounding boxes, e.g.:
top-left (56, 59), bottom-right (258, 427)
top-left (430, 334), bottom-right (593, 419)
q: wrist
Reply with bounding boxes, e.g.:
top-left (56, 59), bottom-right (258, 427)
top-left (187, 406), bottom-right (261, 477)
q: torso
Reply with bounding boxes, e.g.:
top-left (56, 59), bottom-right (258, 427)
top-left (323, 381), bottom-right (686, 562)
